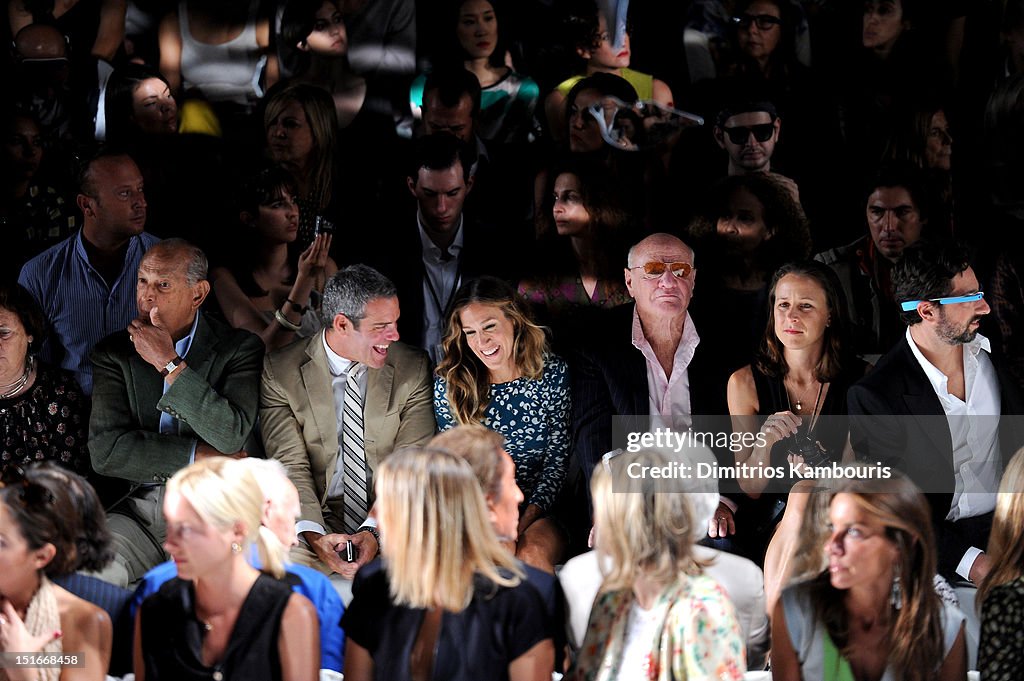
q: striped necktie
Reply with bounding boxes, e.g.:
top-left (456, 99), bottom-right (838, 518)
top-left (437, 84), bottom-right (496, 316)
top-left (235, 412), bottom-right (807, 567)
top-left (342, 363), bottom-right (368, 534)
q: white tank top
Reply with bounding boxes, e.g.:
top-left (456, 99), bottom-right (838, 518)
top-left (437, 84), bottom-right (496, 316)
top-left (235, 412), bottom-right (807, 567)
top-left (178, 0), bottom-right (266, 106)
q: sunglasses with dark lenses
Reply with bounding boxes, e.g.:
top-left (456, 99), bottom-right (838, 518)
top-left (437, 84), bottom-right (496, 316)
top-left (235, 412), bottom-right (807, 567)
top-left (722, 123), bottom-right (775, 145)
top-left (629, 261), bottom-right (693, 280)
top-left (731, 13), bottom-right (782, 30)
top-left (0, 465), bottom-right (55, 507)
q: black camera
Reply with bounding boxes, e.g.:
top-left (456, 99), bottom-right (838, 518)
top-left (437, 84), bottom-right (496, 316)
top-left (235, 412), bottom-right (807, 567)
top-left (790, 434), bottom-right (830, 468)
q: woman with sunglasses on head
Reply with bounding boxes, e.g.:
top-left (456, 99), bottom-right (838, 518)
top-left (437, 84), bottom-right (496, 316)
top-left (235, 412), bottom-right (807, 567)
top-left (0, 463), bottom-right (113, 681)
top-left (727, 261), bottom-right (867, 609)
top-left (434, 277), bottom-right (570, 574)
top-left (544, 0), bottom-right (672, 142)
top-left (135, 456), bottom-right (318, 681)
top-left (771, 474), bottom-right (967, 681)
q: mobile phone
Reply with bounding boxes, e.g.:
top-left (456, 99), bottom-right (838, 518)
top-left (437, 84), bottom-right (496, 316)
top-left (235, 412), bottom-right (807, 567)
top-left (341, 540), bottom-right (356, 562)
top-left (314, 215), bottom-right (335, 237)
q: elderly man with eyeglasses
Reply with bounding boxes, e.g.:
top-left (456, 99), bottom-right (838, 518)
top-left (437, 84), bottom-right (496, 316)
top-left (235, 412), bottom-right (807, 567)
top-left (570, 233), bottom-right (742, 539)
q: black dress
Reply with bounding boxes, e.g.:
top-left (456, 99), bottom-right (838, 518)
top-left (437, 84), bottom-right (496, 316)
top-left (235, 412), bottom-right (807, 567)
top-left (751, 362), bottom-right (863, 472)
top-left (140, 574), bottom-right (292, 681)
top-left (0, 363), bottom-right (89, 475)
top-left (342, 564), bottom-right (551, 681)
top-left (732, 361), bottom-right (865, 561)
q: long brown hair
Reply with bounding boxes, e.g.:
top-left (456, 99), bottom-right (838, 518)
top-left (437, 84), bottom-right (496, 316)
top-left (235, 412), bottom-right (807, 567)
top-left (755, 260), bottom-right (852, 382)
top-left (436, 277), bottom-right (548, 423)
top-left (805, 475), bottom-right (944, 681)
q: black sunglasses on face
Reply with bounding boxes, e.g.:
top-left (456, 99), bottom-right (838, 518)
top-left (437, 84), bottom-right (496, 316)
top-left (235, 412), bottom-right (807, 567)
top-left (732, 13), bottom-right (782, 30)
top-left (722, 123), bottom-right (775, 145)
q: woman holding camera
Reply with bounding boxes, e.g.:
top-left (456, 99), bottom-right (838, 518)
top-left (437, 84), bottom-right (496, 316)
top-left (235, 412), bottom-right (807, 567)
top-left (727, 262), bottom-right (865, 604)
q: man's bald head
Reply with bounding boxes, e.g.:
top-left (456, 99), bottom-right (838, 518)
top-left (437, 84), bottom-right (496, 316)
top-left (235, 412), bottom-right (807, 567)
top-left (14, 24), bottom-right (68, 61)
top-left (625, 233), bottom-right (697, 323)
top-left (627, 233), bottom-right (695, 269)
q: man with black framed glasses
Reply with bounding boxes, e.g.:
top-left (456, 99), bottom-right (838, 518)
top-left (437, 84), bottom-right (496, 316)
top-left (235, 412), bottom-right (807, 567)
top-left (849, 239), bottom-right (1024, 584)
top-left (712, 97), bottom-right (800, 203)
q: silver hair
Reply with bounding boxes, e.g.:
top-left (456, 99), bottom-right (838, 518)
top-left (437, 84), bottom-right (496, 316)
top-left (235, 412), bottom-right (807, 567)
top-left (145, 238), bottom-right (208, 286)
top-left (320, 264), bottom-right (397, 328)
top-left (240, 458), bottom-right (294, 504)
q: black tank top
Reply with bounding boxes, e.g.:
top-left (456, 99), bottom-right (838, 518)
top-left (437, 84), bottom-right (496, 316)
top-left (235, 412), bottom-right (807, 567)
top-left (140, 573), bottom-right (292, 681)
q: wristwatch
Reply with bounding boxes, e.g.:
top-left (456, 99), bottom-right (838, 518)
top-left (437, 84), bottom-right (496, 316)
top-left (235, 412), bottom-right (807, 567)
top-left (356, 525), bottom-right (382, 556)
top-left (161, 355), bottom-right (184, 377)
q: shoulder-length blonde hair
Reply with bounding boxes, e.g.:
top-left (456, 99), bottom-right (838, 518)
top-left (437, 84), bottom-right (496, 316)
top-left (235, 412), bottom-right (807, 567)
top-left (375, 447), bottom-right (521, 611)
top-left (167, 457), bottom-right (286, 579)
top-left (436, 277), bottom-right (548, 424)
top-left (805, 474), bottom-right (943, 681)
top-left (590, 450), bottom-right (699, 593)
top-left (979, 447), bottom-right (1024, 606)
top-left (263, 83), bottom-right (338, 211)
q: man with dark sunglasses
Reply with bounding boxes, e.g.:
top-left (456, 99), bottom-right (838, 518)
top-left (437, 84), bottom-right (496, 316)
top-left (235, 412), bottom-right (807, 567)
top-left (713, 99), bottom-right (781, 175)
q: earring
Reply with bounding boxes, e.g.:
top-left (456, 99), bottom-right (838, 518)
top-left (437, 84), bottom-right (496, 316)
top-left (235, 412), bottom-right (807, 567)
top-left (231, 541), bottom-right (242, 554)
top-left (890, 570), bottom-right (902, 611)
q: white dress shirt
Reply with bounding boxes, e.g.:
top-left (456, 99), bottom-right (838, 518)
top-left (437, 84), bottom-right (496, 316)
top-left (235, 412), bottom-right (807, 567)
top-left (417, 212), bottom-right (464, 365)
top-left (906, 328), bottom-right (1002, 579)
top-left (295, 331), bottom-right (375, 539)
top-left (632, 308), bottom-right (701, 427)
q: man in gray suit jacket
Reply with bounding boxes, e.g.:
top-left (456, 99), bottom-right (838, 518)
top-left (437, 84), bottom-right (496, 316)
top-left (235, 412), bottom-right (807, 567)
top-left (89, 239), bottom-right (264, 587)
top-left (260, 265), bottom-right (435, 582)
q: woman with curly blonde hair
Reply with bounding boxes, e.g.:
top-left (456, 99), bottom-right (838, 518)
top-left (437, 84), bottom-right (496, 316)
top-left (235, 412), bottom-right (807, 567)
top-left (435, 276), bottom-right (570, 573)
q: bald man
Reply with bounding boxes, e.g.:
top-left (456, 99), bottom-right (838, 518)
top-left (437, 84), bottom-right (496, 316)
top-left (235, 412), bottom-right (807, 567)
top-left (571, 233), bottom-right (734, 523)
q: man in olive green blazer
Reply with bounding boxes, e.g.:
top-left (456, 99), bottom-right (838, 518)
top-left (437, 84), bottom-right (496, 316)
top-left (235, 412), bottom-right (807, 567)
top-left (89, 240), bottom-right (263, 587)
top-left (260, 265), bottom-right (435, 582)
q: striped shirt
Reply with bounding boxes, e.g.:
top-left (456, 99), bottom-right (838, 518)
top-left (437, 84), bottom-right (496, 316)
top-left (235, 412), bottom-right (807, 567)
top-left (18, 230), bottom-right (161, 395)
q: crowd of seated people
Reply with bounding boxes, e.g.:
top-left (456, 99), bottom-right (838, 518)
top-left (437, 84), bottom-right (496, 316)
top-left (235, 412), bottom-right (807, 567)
top-left (4, 0), bottom-right (1024, 677)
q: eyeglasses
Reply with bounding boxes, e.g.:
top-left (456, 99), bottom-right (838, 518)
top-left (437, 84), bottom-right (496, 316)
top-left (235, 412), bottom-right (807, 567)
top-left (0, 465), bottom-right (55, 507)
top-left (731, 13), bottom-right (782, 30)
top-left (629, 261), bottom-right (694, 280)
top-left (721, 123), bottom-right (775, 145)
top-left (899, 291), bottom-right (985, 311)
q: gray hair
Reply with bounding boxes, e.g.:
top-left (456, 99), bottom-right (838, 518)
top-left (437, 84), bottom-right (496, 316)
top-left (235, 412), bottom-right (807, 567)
top-left (321, 264), bottom-right (397, 328)
top-left (240, 458), bottom-right (294, 504)
top-left (144, 238), bottom-right (208, 286)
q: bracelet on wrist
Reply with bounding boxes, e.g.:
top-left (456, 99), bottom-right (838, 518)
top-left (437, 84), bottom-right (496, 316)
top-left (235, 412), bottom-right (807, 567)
top-left (274, 309), bottom-right (302, 332)
top-left (286, 298), bottom-right (309, 314)
top-left (356, 525), bottom-right (382, 555)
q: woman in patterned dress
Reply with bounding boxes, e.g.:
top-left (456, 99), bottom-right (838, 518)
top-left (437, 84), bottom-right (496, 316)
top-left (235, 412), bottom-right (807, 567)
top-left (0, 283), bottom-right (89, 476)
top-left (978, 447), bottom-right (1024, 681)
top-left (435, 276), bottom-right (570, 573)
top-left (571, 448), bottom-right (746, 681)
